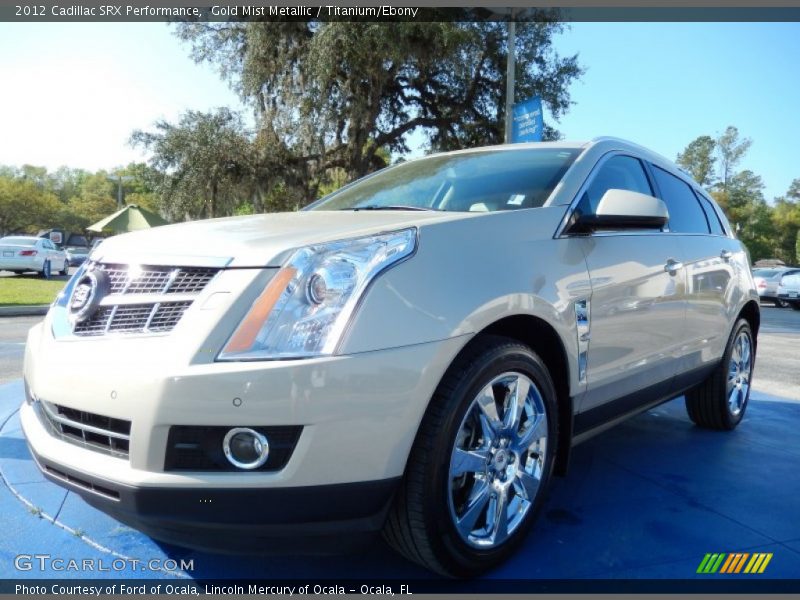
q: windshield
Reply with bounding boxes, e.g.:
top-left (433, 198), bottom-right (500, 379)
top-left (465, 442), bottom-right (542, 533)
top-left (308, 148), bottom-right (581, 212)
top-left (0, 237), bottom-right (37, 246)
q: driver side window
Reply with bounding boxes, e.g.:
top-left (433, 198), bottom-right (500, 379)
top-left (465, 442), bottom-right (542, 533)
top-left (576, 155), bottom-right (653, 216)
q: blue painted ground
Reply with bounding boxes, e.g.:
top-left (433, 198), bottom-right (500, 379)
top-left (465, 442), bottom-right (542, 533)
top-left (2, 379), bottom-right (800, 582)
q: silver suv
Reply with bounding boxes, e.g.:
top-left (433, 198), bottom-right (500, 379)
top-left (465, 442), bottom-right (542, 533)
top-left (22, 137), bottom-right (759, 577)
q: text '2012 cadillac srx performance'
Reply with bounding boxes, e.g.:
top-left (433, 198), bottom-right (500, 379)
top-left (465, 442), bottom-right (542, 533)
top-left (22, 138), bottom-right (759, 576)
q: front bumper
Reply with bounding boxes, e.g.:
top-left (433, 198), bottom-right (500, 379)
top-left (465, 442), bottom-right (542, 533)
top-left (28, 445), bottom-right (398, 553)
top-left (22, 316), bottom-right (467, 549)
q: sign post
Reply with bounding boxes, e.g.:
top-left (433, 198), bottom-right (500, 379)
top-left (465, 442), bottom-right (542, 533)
top-left (511, 96), bottom-right (544, 143)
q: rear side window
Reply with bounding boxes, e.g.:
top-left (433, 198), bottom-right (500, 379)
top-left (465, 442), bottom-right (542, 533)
top-left (576, 155), bottom-right (653, 216)
top-left (651, 166), bottom-right (710, 234)
top-left (694, 191), bottom-right (725, 235)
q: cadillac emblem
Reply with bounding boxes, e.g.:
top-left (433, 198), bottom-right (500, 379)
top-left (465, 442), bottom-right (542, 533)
top-left (68, 269), bottom-right (109, 323)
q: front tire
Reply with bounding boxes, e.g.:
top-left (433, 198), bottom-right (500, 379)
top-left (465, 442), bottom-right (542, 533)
top-left (685, 319), bottom-right (754, 431)
top-left (60, 259), bottom-right (69, 276)
top-left (790, 302), bottom-right (800, 311)
top-left (383, 336), bottom-right (558, 577)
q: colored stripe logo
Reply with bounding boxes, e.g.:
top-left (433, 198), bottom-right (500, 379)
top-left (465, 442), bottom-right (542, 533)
top-left (697, 553), bottom-right (772, 574)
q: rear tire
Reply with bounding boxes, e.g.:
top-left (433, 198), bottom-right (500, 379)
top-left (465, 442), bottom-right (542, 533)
top-left (790, 302), bottom-right (800, 311)
top-left (60, 259), bottom-right (69, 276)
top-left (383, 335), bottom-right (558, 577)
top-left (40, 260), bottom-right (51, 279)
top-left (775, 298), bottom-right (789, 308)
top-left (685, 319), bottom-right (754, 431)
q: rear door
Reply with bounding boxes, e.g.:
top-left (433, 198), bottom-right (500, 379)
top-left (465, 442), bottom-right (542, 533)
top-left (648, 166), bottom-right (738, 378)
top-left (572, 154), bottom-right (687, 418)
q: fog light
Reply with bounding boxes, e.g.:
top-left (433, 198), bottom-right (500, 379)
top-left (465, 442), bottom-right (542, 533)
top-left (222, 428), bottom-right (269, 470)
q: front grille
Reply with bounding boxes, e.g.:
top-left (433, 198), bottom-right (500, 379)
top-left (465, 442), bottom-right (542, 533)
top-left (101, 264), bottom-right (217, 295)
top-left (169, 269), bottom-right (218, 294)
top-left (165, 425), bottom-right (303, 472)
top-left (35, 400), bottom-right (131, 459)
top-left (73, 302), bottom-right (191, 336)
top-left (71, 262), bottom-right (218, 337)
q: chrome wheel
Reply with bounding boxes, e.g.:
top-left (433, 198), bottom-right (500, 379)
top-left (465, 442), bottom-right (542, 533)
top-left (448, 371), bottom-right (548, 549)
top-left (726, 330), bottom-right (752, 416)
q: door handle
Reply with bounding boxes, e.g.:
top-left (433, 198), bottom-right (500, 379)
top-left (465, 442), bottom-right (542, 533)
top-left (664, 259), bottom-right (684, 274)
top-left (720, 250), bottom-right (733, 261)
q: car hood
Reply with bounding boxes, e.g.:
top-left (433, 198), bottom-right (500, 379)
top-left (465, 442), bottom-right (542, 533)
top-left (91, 210), bottom-right (479, 267)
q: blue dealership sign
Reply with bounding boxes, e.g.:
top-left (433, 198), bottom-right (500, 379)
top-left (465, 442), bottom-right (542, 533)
top-left (511, 96), bottom-right (544, 143)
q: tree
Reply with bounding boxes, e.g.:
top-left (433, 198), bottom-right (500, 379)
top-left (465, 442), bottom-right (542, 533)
top-left (715, 126), bottom-right (751, 194)
top-left (67, 172), bottom-right (117, 227)
top-left (676, 135), bottom-right (716, 187)
top-left (0, 177), bottom-right (62, 235)
top-left (47, 167), bottom-right (90, 205)
top-left (712, 170), bottom-right (774, 262)
top-left (171, 18), bottom-right (582, 205)
top-left (771, 178), bottom-right (800, 264)
top-left (131, 108), bottom-right (256, 219)
top-left (787, 178), bottom-right (800, 202)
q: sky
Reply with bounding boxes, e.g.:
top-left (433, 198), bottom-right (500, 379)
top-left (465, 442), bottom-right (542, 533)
top-left (0, 21), bottom-right (798, 201)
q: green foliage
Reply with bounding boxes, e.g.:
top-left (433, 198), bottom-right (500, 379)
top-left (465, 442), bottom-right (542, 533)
top-left (0, 162), bottom-right (160, 235)
top-left (679, 128), bottom-right (800, 264)
top-left (66, 172), bottom-right (118, 227)
top-left (0, 177), bottom-right (62, 234)
top-left (715, 126), bottom-right (752, 194)
top-left (125, 192), bottom-right (160, 213)
top-left (131, 108), bottom-right (256, 220)
top-left (165, 18), bottom-right (582, 210)
top-left (676, 135), bottom-right (716, 187)
top-left (0, 277), bottom-right (66, 307)
top-left (796, 230), bottom-right (800, 264)
top-left (771, 198), bottom-right (800, 264)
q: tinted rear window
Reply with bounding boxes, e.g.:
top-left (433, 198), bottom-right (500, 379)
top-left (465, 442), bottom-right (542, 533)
top-left (651, 166), bottom-right (710, 234)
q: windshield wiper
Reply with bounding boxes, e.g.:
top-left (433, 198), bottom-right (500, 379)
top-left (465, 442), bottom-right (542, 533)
top-left (342, 205), bottom-right (438, 212)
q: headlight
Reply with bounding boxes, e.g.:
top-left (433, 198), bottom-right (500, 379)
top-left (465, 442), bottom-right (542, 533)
top-left (218, 228), bottom-right (417, 360)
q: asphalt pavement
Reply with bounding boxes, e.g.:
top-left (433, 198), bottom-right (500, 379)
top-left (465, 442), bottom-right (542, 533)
top-left (0, 316), bottom-right (38, 385)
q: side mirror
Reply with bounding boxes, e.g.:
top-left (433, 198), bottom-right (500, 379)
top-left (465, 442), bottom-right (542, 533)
top-left (568, 189), bottom-right (669, 234)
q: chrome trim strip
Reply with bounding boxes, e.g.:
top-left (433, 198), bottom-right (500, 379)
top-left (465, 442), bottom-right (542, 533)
top-left (575, 299), bottom-right (590, 384)
top-left (143, 302), bottom-right (160, 330)
top-left (98, 293), bottom-right (198, 306)
top-left (104, 305), bottom-right (118, 334)
top-left (162, 267), bottom-right (181, 293)
top-left (39, 400), bottom-right (130, 442)
top-left (30, 452), bottom-right (121, 502)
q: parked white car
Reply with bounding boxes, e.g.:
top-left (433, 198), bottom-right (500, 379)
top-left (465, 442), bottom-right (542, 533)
top-left (752, 267), bottom-right (800, 307)
top-left (777, 272), bottom-right (800, 310)
top-left (0, 236), bottom-right (68, 278)
top-left (21, 138), bottom-right (759, 576)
